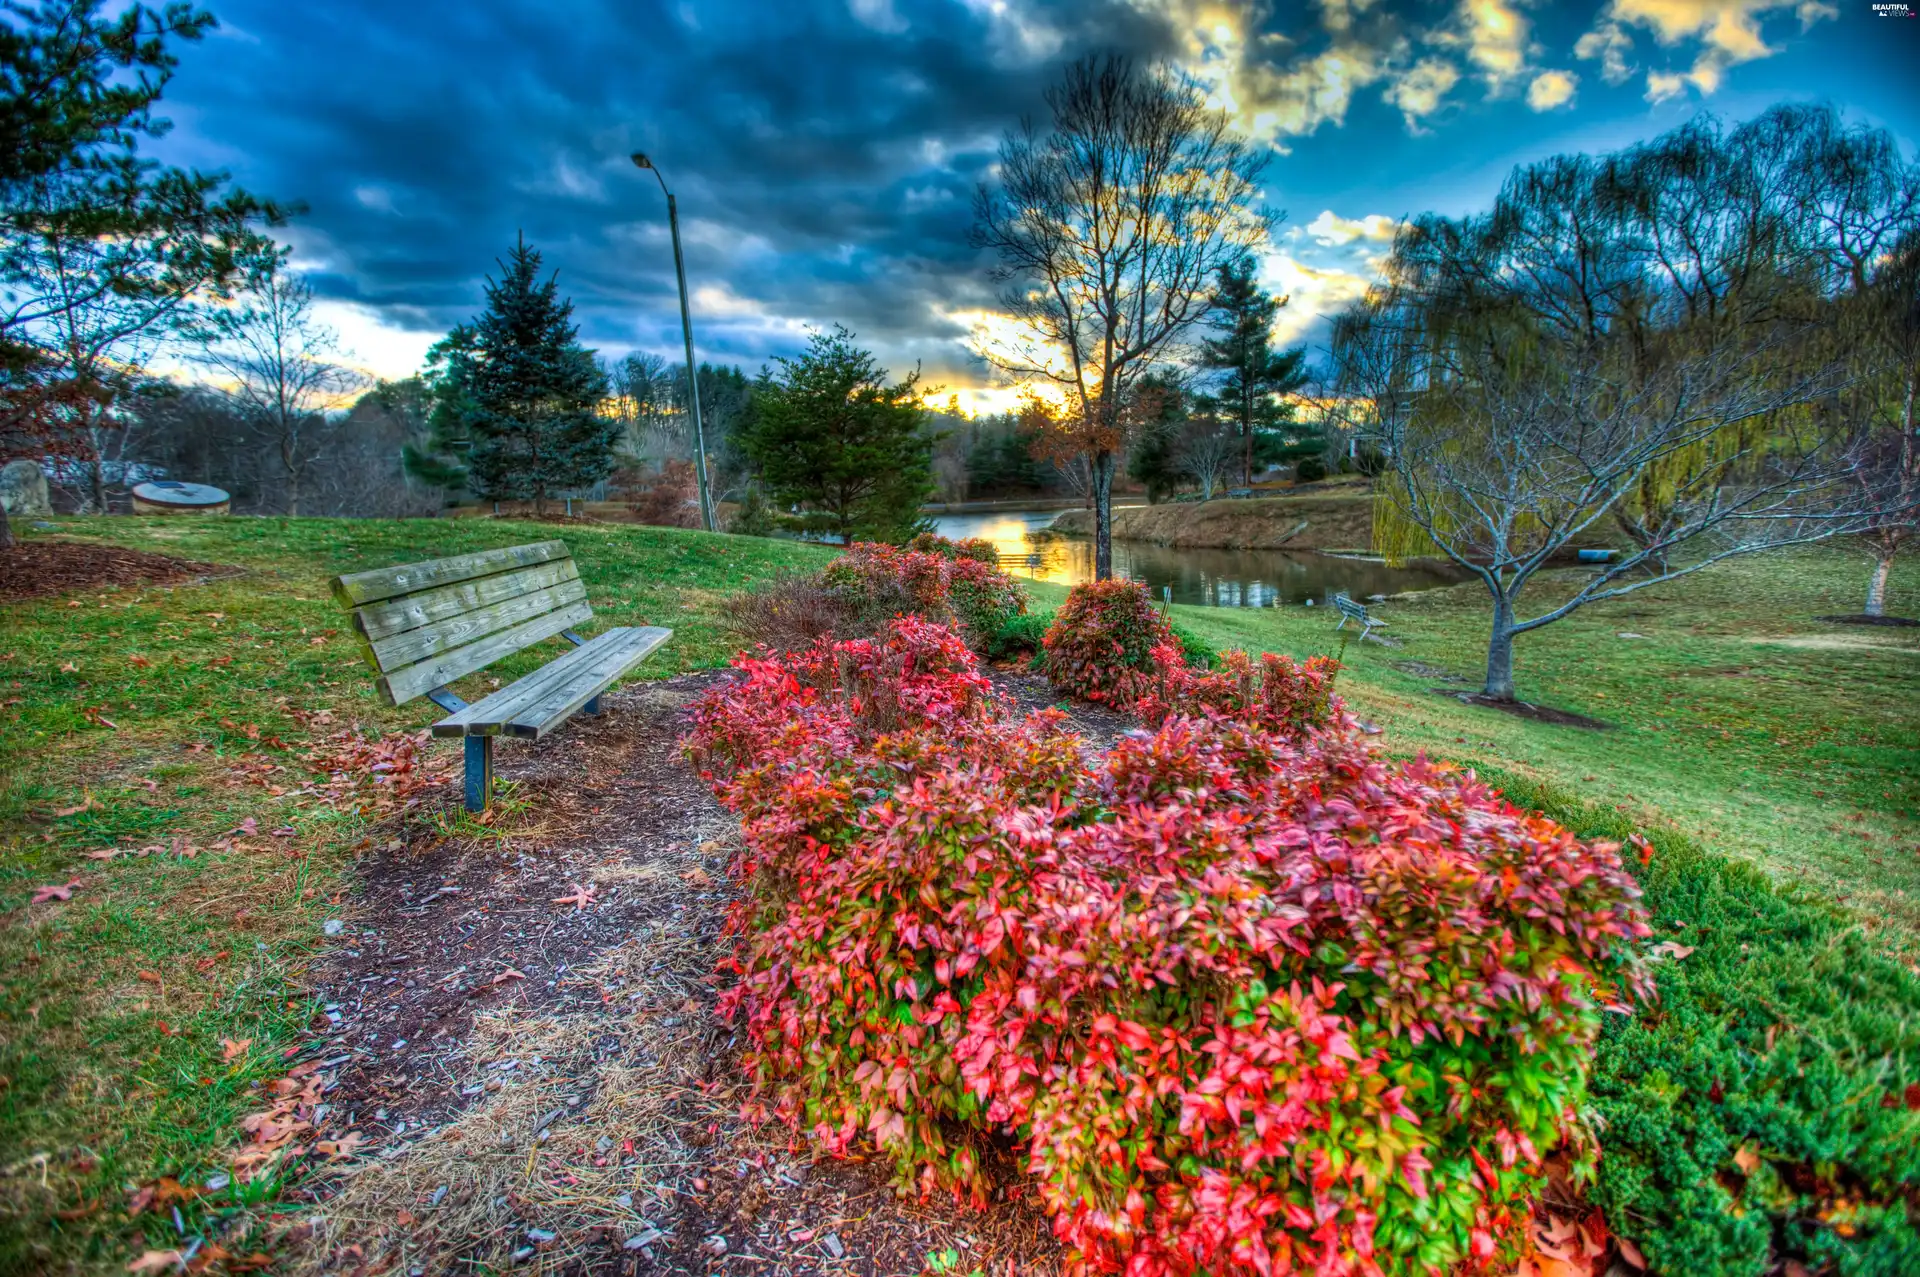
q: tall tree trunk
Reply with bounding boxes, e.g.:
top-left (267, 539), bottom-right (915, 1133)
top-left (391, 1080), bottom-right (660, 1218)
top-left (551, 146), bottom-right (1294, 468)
top-left (90, 457), bottom-right (107, 515)
top-left (0, 501), bottom-right (14, 549)
top-left (1484, 591), bottom-right (1517, 701)
top-left (1091, 448), bottom-right (1115, 581)
top-left (1864, 546), bottom-right (1894, 617)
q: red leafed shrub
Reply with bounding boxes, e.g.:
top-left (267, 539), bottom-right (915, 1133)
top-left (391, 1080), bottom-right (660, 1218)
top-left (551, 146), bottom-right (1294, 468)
top-left (1133, 642), bottom-right (1343, 737)
top-left (909, 531), bottom-right (1002, 565)
top-left (820, 541), bottom-right (1027, 651)
top-left (684, 621), bottom-right (1653, 1276)
top-left (1042, 579), bottom-right (1178, 707)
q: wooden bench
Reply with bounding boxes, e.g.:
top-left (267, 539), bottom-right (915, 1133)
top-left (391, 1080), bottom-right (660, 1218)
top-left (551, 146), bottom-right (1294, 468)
top-left (330, 540), bottom-right (670, 812)
top-left (1332, 592), bottom-right (1388, 643)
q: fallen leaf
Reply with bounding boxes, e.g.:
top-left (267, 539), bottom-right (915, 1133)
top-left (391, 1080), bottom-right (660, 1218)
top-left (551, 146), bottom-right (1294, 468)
top-left (128, 1252), bottom-right (184, 1273)
top-left (551, 884), bottom-right (597, 910)
top-left (129, 655), bottom-right (151, 669)
top-left (1650, 941), bottom-right (1695, 961)
top-left (222, 1038), bottom-right (252, 1062)
top-left (1617, 1236), bottom-right (1647, 1269)
top-left (488, 967), bottom-right (527, 986)
top-left (59, 660), bottom-right (78, 672)
top-left (315, 1132), bottom-right (365, 1159)
top-left (31, 880), bottom-right (81, 903)
top-left (681, 866), bottom-right (714, 887)
top-left (51, 798), bottom-right (95, 817)
top-left (1732, 1144), bottom-right (1761, 1175)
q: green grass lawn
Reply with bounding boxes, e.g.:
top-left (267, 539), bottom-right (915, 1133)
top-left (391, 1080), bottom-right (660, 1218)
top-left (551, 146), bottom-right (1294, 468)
top-left (0, 515), bottom-right (833, 1271)
top-left (3, 515), bottom-right (1914, 1270)
top-left (1032, 547), bottom-right (1920, 940)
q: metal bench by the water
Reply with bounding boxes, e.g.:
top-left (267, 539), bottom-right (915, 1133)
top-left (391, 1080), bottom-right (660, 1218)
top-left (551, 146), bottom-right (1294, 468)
top-left (1332, 592), bottom-right (1388, 643)
top-left (329, 540), bottom-right (671, 812)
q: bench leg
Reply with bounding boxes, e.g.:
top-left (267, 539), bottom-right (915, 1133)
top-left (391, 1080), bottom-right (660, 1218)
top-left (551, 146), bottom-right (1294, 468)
top-left (464, 735), bottom-right (494, 812)
top-left (583, 694), bottom-right (603, 716)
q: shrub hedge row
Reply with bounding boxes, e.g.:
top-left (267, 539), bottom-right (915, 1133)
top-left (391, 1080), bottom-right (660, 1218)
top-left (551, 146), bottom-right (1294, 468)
top-left (1486, 771), bottom-right (1920, 1277)
top-left (685, 616), bottom-right (1652, 1275)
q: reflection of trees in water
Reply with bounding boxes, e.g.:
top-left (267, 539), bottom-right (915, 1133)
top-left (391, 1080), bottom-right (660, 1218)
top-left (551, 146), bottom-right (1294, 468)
top-left (935, 515), bottom-right (1467, 608)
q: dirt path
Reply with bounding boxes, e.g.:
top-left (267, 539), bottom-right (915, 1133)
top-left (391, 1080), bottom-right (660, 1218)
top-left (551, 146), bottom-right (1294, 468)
top-left (282, 671), bottom-right (1068, 1276)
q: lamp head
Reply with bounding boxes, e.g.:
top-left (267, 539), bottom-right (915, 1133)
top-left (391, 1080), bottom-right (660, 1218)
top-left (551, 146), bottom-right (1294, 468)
top-left (630, 152), bottom-right (652, 169)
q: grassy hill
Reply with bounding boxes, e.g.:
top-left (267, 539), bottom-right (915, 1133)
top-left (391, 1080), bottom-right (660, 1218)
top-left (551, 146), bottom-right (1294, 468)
top-left (0, 516), bottom-right (833, 1270)
top-left (1, 514), bottom-right (1914, 1269)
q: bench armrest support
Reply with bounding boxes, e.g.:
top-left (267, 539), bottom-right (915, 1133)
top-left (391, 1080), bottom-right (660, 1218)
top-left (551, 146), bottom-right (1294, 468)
top-left (426, 686), bottom-right (469, 714)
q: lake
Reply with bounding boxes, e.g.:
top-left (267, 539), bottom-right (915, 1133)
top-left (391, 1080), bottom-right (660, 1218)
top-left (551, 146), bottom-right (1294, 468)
top-left (929, 508), bottom-right (1469, 608)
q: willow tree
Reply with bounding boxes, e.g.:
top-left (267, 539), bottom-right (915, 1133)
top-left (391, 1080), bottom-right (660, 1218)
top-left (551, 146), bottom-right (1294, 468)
top-left (1783, 107), bottom-right (1920, 616)
top-left (971, 55), bottom-right (1270, 579)
top-left (1334, 106), bottom-right (1902, 703)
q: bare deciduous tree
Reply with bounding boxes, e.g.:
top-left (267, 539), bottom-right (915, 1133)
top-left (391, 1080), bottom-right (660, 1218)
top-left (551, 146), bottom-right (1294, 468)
top-left (197, 262), bottom-right (362, 515)
top-left (972, 54), bottom-right (1270, 578)
top-left (1174, 410), bottom-right (1233, 501)
top-left (1334, 106), bottom-right (1913, 702)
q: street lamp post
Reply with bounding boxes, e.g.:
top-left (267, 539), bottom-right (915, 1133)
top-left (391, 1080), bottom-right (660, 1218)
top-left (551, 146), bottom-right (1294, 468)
top-left (631, 152), bottom-right (716, 533)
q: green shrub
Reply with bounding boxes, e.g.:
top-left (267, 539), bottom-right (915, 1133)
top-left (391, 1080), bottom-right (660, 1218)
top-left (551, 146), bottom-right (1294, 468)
top-left (986, 610), bottom-right (1053, 665)
top-left (1168, 621), bottom-right (1216, 669)
top-left (1483, 770), bottom-right (1920, 1277)
top-left (1295, 455), bottom-right (1328, 483)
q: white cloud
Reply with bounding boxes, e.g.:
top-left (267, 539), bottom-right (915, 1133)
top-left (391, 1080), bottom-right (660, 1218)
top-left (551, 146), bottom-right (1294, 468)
top-left (1433, 0), bottom-right (1535, 90)
top-left (1303, 210), bottom-right (1401, 245)
top-left (307, 299), bottom-right (438, 382)
top-left (1382, 57), bottom-right (1460, 128)
top-left (1576, 0), bottom-right (1839, 103)
top-left (1257, 251), bottom-right (1376, 345)
top-left (1574, 21), bottom-right (1635, 83)
top-left (1526, 68), bottom-right (1578, 110)
top-left (353, 185), bottom-right (397, 214)
top-left (848, 0), bottom-right (907, 34)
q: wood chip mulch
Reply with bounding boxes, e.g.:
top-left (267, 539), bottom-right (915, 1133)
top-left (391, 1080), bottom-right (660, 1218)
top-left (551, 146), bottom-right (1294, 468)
top-left (280, 670), bottom-right (1067, 1276)
top-left (0, 537), bottom-right (236, 600)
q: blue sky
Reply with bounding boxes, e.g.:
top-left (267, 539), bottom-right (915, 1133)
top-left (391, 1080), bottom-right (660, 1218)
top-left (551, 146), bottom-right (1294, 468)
top-left (151, 0), bottom-right (1920, 409)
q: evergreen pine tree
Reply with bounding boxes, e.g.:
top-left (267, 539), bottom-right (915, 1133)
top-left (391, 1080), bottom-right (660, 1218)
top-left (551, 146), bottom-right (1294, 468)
top-left (406, 237), bottom-right (616, 511)
top-left (737, 326), bottom-right (933, 543)
top-left (1125, 373), bottom-right (1190, 503)
top-left (1199, 256), bottom-right (1312, 486)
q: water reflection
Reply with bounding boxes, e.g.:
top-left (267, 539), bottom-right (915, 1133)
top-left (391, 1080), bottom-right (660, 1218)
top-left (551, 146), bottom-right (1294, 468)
top-left (929, 508), bottom-right (1467, 608)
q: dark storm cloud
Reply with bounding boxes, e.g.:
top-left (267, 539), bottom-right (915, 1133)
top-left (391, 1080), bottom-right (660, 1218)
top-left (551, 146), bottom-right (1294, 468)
top-left (159, 0), bottom-right (1183, 382)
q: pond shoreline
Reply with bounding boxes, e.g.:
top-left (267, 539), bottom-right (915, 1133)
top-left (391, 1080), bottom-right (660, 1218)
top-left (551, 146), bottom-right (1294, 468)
top-left (1047, 487), bottom-right (1376, 551)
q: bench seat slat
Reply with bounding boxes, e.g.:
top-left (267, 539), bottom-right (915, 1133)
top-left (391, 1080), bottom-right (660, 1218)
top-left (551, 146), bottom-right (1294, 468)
top-left (378, 599), bottom-right (594, 706)
top-left (432, 626), bottom-right (671, 740)
top-left (331, 540), bottom-right (571, 607)
top-left (503, 627), bottom-right (671, 739)
top-left (352, 558), bottom-right (582, 643)
top-left (429, 628), bottom-right (629, 737)
top-left (361, 578), bottom-right (589, 673)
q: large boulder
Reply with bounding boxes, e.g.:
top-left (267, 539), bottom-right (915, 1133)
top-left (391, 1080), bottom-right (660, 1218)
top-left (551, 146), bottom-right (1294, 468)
top-left (0, 459), bottom-right (51, 517)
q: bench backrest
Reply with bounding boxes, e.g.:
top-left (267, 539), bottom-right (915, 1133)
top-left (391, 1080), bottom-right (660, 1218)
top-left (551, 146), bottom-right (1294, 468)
top-left (1333, 593), bottom-right (1369, 618)
top-left (330, 540), bottom-right (592, 706)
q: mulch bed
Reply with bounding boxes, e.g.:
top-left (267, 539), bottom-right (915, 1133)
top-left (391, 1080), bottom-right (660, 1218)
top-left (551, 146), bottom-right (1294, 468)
top-left (0, 538), bottom-right (236, 601)
top-left (1816, 613), bottom-right (1920, 628)
top-left (1432, 689), bottom-right (1613, 731)
top-left (282, 670), bottom-right (1064, 1276)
